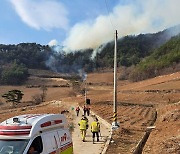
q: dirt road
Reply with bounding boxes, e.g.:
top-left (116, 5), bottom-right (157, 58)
top-left (72, 108), bottom-right (111, 154)
top-left (0, 99), bottom-right (112, 154)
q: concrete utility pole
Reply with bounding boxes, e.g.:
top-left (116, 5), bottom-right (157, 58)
top-left (84, 74), bottom-right (87, 105)
top-left (84, 80), bottom-right (87, 105)
top-left (112, 30), bottom-right (119, 129)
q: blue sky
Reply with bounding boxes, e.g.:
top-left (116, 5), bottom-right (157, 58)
top-left (0, 0), bottom-right (179, 50)
top-left (0, 0), bottom-right (118, 45)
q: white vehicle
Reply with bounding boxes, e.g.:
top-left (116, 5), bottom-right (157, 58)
top-left (0, 114), bottom-right (73, 154)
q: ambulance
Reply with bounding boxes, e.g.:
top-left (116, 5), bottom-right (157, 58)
top-left (0, 114), bottom-right (73, 154)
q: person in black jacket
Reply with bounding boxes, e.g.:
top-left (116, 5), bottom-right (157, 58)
top-left (28, 146), bottom-right (39, 154)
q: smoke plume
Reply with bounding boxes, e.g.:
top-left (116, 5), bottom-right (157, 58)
top-left (63, 0), bottom-right (180, 51)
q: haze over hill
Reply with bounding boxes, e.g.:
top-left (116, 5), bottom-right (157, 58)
top-left (1, 1), bottom-right (180, 48)
top-left (0, 25), bottom-right (179, 85)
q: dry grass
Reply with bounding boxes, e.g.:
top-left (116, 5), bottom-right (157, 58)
top-left (0, 71), bottom-right (179, 153)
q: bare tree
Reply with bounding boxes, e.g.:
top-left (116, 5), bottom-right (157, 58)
top-left (32, 94), bottom-right (42, 105)
top-left (40, 85), bottom-right (47, 102)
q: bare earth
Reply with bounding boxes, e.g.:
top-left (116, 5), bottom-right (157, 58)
top-left (0, 71), bottom-right (180, 153)
top-left (83, 71), bottom-right (180, 154)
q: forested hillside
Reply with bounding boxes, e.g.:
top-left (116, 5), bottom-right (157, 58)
top-left (0, 25), bottom-right (179, 84)
top-left (129, 35), bottom-right (180, 81)
top-left (0, 43), bottom-right (53, 85)
top-left (0, 43), bottom-right (52, 69)
top-left (95, 25), bottom-right (180, 68)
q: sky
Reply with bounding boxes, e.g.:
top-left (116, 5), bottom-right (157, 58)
top-left (0, 0), bottom-right (180, 51)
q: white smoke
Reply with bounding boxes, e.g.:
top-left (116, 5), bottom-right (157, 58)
top-left (91, 44), bottom-right (107, 59)
top-left (48, 39), bottom-right (58, 47)
top-left (78, 69), bottom-right (87, 81)
top-left (63, 0), bottom-right (180, 51)
top-left (48, 39), bottom-right (64, 53)
top-left (10, 0), bottom-right (69, 30)
top-left (45, 55), bottom-right (57, 72)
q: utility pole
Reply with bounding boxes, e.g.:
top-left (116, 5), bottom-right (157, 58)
top-left (84, 79), bottom-right (87, 105)
top-left (112, 30), bottom-right (119, 129)
top-left (84, 74), bottom-right (87, 105)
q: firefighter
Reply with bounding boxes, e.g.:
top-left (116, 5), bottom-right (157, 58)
top-left (78, 117), bottom-right (89, 142)
top-left (83, 105), bottom-right (87, 116)
top-left (75, 106), bottom-right (80, 116)
top-left (91, 117), bottom-right (100, 144)
top-left (82, 115), bottom-right (89, 123)
top-left (86, 106), bottom-right (90, 116)
top-left (28, 146), bottom-right (39, 154)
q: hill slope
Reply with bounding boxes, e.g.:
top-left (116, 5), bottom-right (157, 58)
top-left (95, 25), bottom-right (180, 67)
top-left (130, 35), bottom-right (180, 81)
top-left (0, 70), bottom-right (179, 153)
top-left (0, 25), bottom-right (179, 84)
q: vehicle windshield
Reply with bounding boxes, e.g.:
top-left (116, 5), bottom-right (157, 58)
top-left (0, 139), bottom-right (29, 154)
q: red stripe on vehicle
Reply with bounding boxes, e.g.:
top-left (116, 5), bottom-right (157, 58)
top-left (41, 121), bottom-right (51, 127)
top-left (24, 114), bottom-right (41, 119)
top-left (54, 120), bottom-right (62, 124)
top-left (0, 125), bottom-right (32, 130)
top-left (0, 131), bottom-right (30, 136)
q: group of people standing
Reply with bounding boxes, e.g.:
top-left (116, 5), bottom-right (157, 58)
top-left (76, 105), bottom-right (101, 143)
top-left (78, 115), bottom-right (100, 143)
top-left (75, 105), bottom-right (90, 117)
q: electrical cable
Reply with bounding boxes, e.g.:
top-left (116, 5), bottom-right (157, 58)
top-left (104, 0), bottom-right (116, 32)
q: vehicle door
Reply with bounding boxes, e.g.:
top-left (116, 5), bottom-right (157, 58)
top-left (23, 136), bottom-right (43, 154)
top-left (41, 131), bottom-right (60, 154)
top-left (57, 129), bottom-right (73, 154)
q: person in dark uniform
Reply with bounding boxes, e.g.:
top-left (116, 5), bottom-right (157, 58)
top-left (28, 146), bottom-right (39, 154)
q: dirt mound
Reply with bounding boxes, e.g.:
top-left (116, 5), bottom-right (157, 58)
top-left (0, 70), bottom-right (179, 154)
top-left (25, 76), bottom-right (70, 87)
top-left (0, 100), bottom-right (72, 124)
top-left (90, 101), bottom-right (156, 154)
top-left (159, 137), bottom-right (180, 154)
top-left (161, 109), bottom-right (180, 122)
top-left (120, 71), bottom-right (180, 91)
top-left (120, 128), bottom-right (133, 135)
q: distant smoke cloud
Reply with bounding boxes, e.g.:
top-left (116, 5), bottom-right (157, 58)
top-left (63, 0), bottom-right (180, 51)
top-left (48, 39), bottom-right (64, 53)
top-left (45, 55), bottom-right (58, 72)
top-left (10, 0), bottom-right (69, 30)
top-left (91, 44), bottom-right (107, 59)
top-left (48, 39), bottom-right (58, 47)
top-left (78, 69), bottom-right (87, 81)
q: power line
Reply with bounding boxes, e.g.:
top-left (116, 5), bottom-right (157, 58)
top-left (104, 0), bottom-right (115, 31)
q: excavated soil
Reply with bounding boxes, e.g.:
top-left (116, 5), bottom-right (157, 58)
top-left (0, 71), bottom-right (179, 154)
top-left (85, 71), bottom-right (180, 154)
